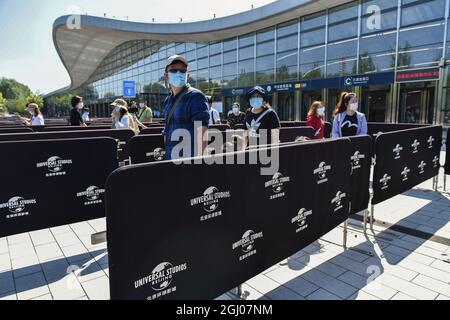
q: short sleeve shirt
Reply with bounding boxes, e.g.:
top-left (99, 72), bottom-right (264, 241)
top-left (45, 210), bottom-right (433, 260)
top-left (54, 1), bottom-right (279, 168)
top-left (163, 85), bottom-right (210, 160)
top-left (245, 108), bottom-right (281, 145)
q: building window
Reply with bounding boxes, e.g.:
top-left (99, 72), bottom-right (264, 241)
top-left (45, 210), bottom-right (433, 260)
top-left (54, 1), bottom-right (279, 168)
top-left (397, 22), bottom-right (445, 69)
top-left (359, 31), bottom-right (397, 73)
top-left (401, 0), bottom-right (445, 27)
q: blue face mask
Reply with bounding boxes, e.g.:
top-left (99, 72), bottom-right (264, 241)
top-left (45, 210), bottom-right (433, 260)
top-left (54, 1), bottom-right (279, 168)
top-left (250, 97), bottom-right (264, 110)
top-left (168, 71), bottom-right (187, 88)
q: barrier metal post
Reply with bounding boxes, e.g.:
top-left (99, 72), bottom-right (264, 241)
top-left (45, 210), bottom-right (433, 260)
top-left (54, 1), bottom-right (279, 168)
top-left (343, 219), bottom-right (348, 249)
top-left (370, 204), bottom-right (375, 230)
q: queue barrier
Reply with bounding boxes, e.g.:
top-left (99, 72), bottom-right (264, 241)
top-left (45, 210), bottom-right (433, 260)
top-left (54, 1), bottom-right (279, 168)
top-left (347, 135), bottom-right (372, 215)
top-left (129, 134), bottom-right (166, 164)
top-left (140, 127), bottom-right (164, 135)
top-left (43, 125), bottom-right (112, 132)
top-left (372, 125), bottom-right (442, 205)
top-left (106, 139), bottom-right (352, 300)
top-left (444, 128), bottom-right (449, 191)
top-left (279, 127), bottom-right (315, 143)
top-left (0, 129), bottom-right (135, 162)
top-left (0, 127), bottom-right (33, 134)
top-left (0, 137), bottom-right (118, 238)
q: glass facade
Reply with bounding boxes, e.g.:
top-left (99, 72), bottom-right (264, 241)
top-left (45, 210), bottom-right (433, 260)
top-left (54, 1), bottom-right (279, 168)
top-left (74, 0), bottom-right (450, 126)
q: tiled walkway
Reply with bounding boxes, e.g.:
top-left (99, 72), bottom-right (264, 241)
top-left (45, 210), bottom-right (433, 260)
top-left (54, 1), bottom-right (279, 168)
top-left (1, 173), bottom-right (449, 300)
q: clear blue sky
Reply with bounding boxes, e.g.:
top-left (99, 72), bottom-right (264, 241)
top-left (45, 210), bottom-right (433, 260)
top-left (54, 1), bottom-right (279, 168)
top-left (0, 0), bottom-right (274, 94)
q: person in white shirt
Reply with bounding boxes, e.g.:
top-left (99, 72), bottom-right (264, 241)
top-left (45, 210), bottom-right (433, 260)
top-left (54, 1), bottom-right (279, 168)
top-left (81, 107), bottom-right (90, 122)
top-left (110, 99), bottom-right (137, 132)
top-left (207, 96), bottom-right (221, 126)
top-left (21, 103), bottom-right (45, 126)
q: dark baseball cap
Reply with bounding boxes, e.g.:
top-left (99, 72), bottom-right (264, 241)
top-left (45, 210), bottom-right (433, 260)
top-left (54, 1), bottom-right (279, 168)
top-left (165, 55), bottom-right (189, 72)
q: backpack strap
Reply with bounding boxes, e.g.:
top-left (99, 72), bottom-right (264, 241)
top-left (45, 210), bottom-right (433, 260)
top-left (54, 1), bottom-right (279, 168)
top-left (165, 85), bottom-right (195, 126)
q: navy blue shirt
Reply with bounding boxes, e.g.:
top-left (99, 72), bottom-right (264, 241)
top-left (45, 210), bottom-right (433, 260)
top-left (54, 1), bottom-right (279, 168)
top-left (163, 85), bottom-right (209, 160)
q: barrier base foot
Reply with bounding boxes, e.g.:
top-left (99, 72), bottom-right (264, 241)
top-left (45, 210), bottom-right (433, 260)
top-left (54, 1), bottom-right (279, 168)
top-left (231, 285), bottom-right (249, 300)
top-left (91, 231), bottom-right (107, 245)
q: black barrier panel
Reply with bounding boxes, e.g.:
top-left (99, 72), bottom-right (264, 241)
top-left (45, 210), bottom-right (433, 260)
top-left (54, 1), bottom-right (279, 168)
top-left (106, 139), bottom-right (352, 300)
top-left (280, 122), bottom-right (303, 128)
top-left (0, 138), bottom-right (118, 238)
top-left (324, 122), bottom-right (332, 139)
top-left (209, 124), bottom-right (231, 131)
top-left (129, 135), bottom-right (166, 164)
top-left (372, 126), bottom-right (442, 205)
top-left (279, 127), bottom-right (315, 143)
top-left (368, 123), bottom-right (429, 137)
top-left (140, 127), bottom-right (164, 135)
top-left (0, 129), bottom-right (135, 162)
top-left (348, 136), bottom-right (372, 215)
top-left (446, 129), bottom-right (450, 175)
top-left (43, 126), bottom-right (112, 132)
top-left (0, 127), bottom-right (33, 134)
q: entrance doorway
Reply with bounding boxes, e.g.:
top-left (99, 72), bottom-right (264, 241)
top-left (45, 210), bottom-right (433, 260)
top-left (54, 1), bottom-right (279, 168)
top-left (399, 82), bottom-right (435, 124)
top-left (361, 85), bottom-right (390, 122)
top-left (277, 92), bottom-right (295, 121)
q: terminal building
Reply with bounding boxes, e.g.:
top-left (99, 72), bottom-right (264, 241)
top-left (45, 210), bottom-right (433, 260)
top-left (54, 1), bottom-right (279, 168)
top-left (48, 0), bottom-right (450, 126)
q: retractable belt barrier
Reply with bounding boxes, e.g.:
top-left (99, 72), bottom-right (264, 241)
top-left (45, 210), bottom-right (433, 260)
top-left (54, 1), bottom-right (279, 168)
top-left (106, 139), bottom-right (352, 300)
top-left (0, 129), bottom-right (135, 162)
top-left (0, 137), bottom-right (118, 237)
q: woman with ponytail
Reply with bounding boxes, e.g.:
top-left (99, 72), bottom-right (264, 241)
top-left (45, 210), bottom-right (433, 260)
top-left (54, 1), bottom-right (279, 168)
top-left (331, 92), bottom-right (367, 138)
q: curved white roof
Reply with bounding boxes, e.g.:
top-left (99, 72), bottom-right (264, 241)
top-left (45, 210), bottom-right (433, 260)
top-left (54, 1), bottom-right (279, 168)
top-left (49, 0), bottom-right (348, 96)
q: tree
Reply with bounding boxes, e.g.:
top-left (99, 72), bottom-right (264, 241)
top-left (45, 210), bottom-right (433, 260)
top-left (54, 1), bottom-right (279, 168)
top-left (0, 78), bottom-right (34, 115)
top-left (0, 92), bottom-right (5, 115)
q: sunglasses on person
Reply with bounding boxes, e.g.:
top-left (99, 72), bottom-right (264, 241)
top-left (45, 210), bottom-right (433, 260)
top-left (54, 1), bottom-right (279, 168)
top-left (167, 69), bottom-right (187, 74)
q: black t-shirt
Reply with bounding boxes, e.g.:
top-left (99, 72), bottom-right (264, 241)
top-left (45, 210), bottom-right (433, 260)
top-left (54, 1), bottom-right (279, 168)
top-left (245, 108), bottom-right (281, 145)
top-left (341, 113), bottom-right (358, 137)
top-left (70, 108), bottom-right (84, 126)
top-left (227, 112), bottom-right (246, 129)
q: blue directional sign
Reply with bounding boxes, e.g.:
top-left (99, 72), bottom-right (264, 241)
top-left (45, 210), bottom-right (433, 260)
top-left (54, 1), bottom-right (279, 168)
top-left (123, 81), bottom-right (136, 98)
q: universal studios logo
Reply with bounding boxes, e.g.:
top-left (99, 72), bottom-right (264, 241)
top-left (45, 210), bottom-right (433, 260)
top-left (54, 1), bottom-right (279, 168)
top-left (36, 156), bottom-right (73, 177)
top-left (265, 172), bottom-right (291, 200)
top-left (351, 151), bottom-right (365, 170)
top-left (418, 161), bottom-right (426, 174)
top-left (190, 187), bottom-right (231, 222)
top-left (76, 186), bottom-right (105, 206)
top-left (393, 144), bottom-right (403, 160)
top-left (379, 174), bottom-right (391, 190)
top-left (0, 196), bottom-right (37, 219)
top-left (146, 148), bottom-right (165, 161)
top-left (232, 230), bottom-right (264, 262)
top-left (331, 191), bottom-right (347, 212)
top-left (313, 162), bottom-right (332, 185)
top-left (291, 208), bottom-right (312, 234)
top-left (134, 262), bottom-right (188, 301)
top-left (411, 139), bottom-right (420, 154)
top-left (401, 167), bottom-right (410, 182)
top-left (433, 156), bottom-right (439, 168)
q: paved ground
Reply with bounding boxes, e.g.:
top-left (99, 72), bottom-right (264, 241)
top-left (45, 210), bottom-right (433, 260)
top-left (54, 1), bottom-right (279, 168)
top-left (1, 169), bottom-right (449, 300)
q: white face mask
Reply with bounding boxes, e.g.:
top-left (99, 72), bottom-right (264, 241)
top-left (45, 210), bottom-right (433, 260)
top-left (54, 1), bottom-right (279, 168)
top-left (233, 107), bottom-right (239, 114)
top-left (139, 103), bottom-right (145, 109)
top-left (77, 102), bottom-right (84, 110)
top-left (349, 103), bottom-right (358, 112)
top-left (318, 107), bottom-right (325, 115)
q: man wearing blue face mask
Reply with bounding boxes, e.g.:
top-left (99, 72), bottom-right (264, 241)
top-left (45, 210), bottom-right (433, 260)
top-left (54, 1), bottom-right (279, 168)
top-left (244, 86), bottom-right (281, 147)
top-left (162, 55), bottom-right (210, 160)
